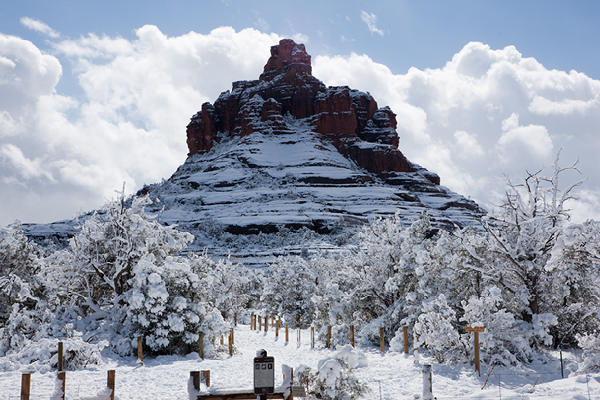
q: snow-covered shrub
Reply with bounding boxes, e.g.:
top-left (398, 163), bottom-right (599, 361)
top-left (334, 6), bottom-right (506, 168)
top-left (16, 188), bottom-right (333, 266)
top-left (461, 286), bottom-right (534, 365)
top-left (295, 346), bottom-right (368, 400)
top-left (412, 294), bottom-right (464, 362)
top-left (261, 256), bottom-right (317, 321)
top-left (546, 221), bottom-right (600, 345)
top-left (0, 337), bottom-right (103, 372)
top-left (0, 223), bottom-right (43, 324)
top-left (576, 332), bottom-right (600, 373)
top-left (125, 254), bottom-right (228, 355)
top-left (195, 255), bottom-right (253, 322)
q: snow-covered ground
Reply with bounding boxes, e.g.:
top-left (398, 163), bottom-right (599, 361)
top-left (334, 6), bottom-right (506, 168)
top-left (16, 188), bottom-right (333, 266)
top-left (1, 323), bottom-right (598, 399)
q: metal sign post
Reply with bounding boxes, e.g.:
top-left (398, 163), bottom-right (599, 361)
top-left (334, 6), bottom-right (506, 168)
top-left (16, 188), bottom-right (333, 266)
top-left (254, 349), bottom-right (274, 400)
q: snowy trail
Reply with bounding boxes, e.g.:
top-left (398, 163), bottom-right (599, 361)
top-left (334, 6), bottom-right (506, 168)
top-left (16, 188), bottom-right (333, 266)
top-left (1, 324), bottom-right (599, 399)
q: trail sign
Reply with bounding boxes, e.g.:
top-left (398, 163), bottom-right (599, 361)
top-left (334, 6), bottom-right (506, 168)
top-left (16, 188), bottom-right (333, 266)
top-left (466, 326), bottom-right (485, 376)
top-left (254, 350), bottom-right (274, 395)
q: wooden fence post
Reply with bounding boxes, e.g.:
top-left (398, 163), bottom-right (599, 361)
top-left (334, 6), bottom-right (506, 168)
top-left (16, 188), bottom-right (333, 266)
top-left (258, 316), bottom-right (262, 331)
top-left (350, 325), bottom-right (355, 347)
top-left (20, 373), bottom-right (31, 400)
top-left (327, 326), bottom-right (332, 349)
top-left (311, 327), bottom-right (314, 349)
top-left (137, 337), bottom-right (143, 366)
top-left (58, 341), bottom-right (64, 371)
top-left (199, 332), bottom-right (205, 360)
top-left (403, 326), bottom-right (409, 354)
top-left (220, 335), bottom-right (224, 345)
top-left (57, 371), bottom-right (66, 400)
top-left (107, 370), bottom-right (115, 400)
top-left (466, 326), bottom-right (485, 376)
top-left (201, 370), bottom-right (211, 387)
top-left (276, 319), bottom-right (280, 338)
top-left (228, 328), bottom-right (233, 356)
top-left (379, 327), bottom-right (385, 353)
top-left (251, 312), bottom-right (254, 330)
top-left (422, 364), bottom-right (433, 400)
top-left (190, 371), bottom-right (200, 392)
top-left (285, 324), bottom-right (289, 343)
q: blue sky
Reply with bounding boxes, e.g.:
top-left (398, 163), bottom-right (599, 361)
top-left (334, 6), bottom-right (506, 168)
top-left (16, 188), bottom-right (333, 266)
top-left (1, 1), bottom-right (600, 225)
top-left (4, 1), bottom-right (600, 79)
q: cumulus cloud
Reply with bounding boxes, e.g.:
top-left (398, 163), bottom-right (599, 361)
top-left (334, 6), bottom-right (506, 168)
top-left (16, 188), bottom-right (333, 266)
top-left (20, 17), bottom-right (60, 38)
top-left (1, 28), bottom-right (599, 225)
top-left (313, 41), bottom-right (600, 221)
top-left (360, 11), bottom-right (384, 36)
top-left (0, 27), bottom-right (281, 225)
top-left (0, 144), bottom-right (54, 181)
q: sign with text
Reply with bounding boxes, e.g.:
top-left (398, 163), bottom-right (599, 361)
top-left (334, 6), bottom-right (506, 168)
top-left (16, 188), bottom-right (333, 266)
top-left (253, 355), bottom-right (274, 394)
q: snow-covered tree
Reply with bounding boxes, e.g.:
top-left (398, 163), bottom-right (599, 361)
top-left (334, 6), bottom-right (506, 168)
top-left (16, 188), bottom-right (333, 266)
top-left (0, 223), bottom-right (43, 324)
top-left (547, 220), bottom-right (600, 346)
top-left (0, 224), bottom-right (52, 356)
top-left (63, 195), bottom-right (193, 311)
top-left (195, 255), bottom-right (254, 322)
top-left (261, 256), bottom-right (317, 324)
top-left (412, 294), bottom-right (464, 362)
top-left (481, 155), bottom-right (580, 328)
top-left (42, 195), bottom-right (226, 355)
top-left (576, 332), bottom-right (600, 373)
top-left (125, 253), bottom-right (229, 355)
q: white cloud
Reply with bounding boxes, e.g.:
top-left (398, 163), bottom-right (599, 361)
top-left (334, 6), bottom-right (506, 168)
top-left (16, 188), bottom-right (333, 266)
top-left (498, 113), bottom-right (553, 159)
top-left (0, 144), bottom-right (53, 181)
top-left (454, 130), bottom-right (484, 158)
top-left (360, 11), bottom-right (384, 36)
top-left (0, 27), bottom-right (282, 225)
top-left (1, 29), bottom-right (599, 226)
top-left (20, 17), bottom-right (60, 38)
top-left (313, 41), bottom-right (600, 222)
top-left (290, 33), bottom-right (309, 45)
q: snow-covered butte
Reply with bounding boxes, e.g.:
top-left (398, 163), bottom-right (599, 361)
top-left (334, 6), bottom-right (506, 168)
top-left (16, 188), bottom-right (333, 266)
top-left (23, 39), bottom-right (484, 265)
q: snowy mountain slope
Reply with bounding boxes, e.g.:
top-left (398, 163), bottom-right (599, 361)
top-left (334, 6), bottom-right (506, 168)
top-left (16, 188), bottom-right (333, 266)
top-left (138, 115), bottom-right (483, 266)
top-left (21, 39), bottom-right (484, 266)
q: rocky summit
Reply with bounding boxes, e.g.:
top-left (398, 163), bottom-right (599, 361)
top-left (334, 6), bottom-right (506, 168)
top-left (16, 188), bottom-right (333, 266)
top-left (24, 39), bottom-right (484, 266)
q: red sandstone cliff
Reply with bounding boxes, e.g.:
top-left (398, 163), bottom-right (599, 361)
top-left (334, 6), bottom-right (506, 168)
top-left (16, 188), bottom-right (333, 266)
top-left (186, 39), bottom-right (414, 176)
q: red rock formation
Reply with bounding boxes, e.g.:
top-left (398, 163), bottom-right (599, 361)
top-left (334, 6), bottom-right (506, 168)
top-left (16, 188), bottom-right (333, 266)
top-left (262, 39), bottom-right (312, 78)
top-left (313, 87), bottom-right (357, 136)
top-left (185, 39), bottom-right (416, 175)
top-left (186, 102), bottom-right (217, 155)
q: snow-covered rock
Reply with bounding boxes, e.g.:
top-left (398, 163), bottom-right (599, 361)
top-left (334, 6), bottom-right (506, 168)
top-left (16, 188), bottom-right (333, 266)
top-left (21, 38), bottom-right (485, 266)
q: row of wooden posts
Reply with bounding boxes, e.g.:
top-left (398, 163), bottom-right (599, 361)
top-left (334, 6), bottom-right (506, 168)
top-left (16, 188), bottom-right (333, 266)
top-left (49, 316), bottom-right (484, 386)
top-left (19, 369), bottom-right (115, 400)
top-left (248, 312), bottom-right (410, 354)
top-left (19, 366), bottom-right (296, 400)
top-left (248, 313), bottom-right (485, 375)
